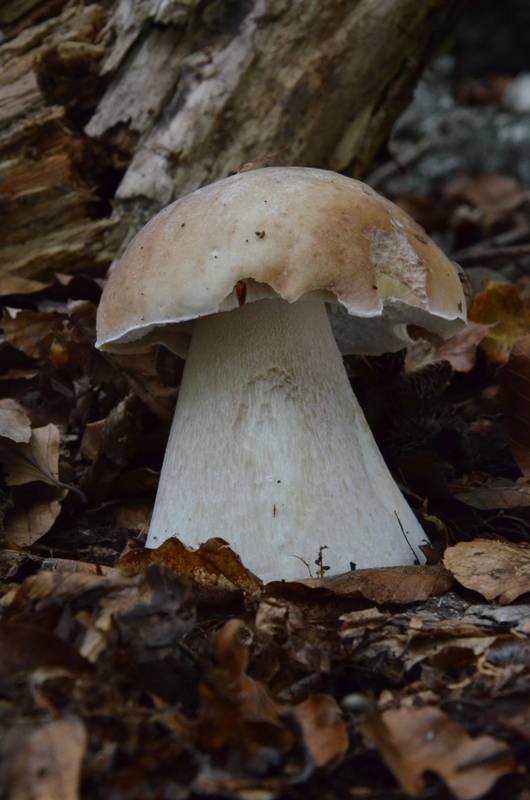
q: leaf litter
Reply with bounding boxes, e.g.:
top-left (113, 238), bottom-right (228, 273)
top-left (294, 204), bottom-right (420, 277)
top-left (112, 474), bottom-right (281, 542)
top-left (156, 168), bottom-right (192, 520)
top-left (2, 48), bottom-right (530, 800)
top-left (0, 242), bottom-right (530, 799)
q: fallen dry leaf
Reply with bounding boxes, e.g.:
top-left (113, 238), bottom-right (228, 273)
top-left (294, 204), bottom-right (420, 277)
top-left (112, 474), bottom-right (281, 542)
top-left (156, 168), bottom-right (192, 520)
top-left (444, 539), bottom-right (530, 604)
top-left (502, 334), bottom-right (530, 476)
top-left (0, 424), bottom-right (61, 487)
top-left (362, 704), bottom-right (515, 799)
top-left (288, 564), bottom-right (453, 604)
top-left (2, 308), bottom-right (64, 360)
top-left (291, 694), bottom-right (348, 767)
top-left (4, 495), bottom-right (65, 547)
top-left (405, 321), bottom-right (492, 373)
top-left (0, 399), bottom-right (31, 443)
top-left (119, 537), bottom-right (262, 593)
top-left (469, 282), bottom-right (530, 364)
top-left (7, 718), bottom-right (87, 800)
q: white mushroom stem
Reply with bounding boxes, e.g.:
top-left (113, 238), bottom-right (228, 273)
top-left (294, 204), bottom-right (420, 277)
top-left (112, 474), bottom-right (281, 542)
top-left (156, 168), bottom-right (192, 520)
top-left (147, 298), bottom-right (426, 581)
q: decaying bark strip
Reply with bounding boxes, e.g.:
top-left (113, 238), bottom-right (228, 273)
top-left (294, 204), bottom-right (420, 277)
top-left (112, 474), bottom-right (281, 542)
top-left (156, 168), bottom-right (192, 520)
top-left (0, 0), bottom-right (460, 281)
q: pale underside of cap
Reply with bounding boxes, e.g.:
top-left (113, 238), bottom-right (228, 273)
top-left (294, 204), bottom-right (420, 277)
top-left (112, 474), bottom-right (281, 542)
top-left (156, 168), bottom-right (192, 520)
top-left (96, 167), bottom-right (467, 357)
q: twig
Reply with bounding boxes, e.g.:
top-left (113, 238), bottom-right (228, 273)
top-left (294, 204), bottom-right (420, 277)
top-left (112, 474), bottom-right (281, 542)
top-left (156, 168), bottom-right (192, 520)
top-left (452, 226), bottom-right (530, 261)
top-left (455, 243), bottom-right (530, 265)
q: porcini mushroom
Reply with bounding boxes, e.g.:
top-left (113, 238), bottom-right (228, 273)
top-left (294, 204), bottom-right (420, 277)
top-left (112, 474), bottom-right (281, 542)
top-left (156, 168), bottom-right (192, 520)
top-left (96, 167), bottom-right (466, 581)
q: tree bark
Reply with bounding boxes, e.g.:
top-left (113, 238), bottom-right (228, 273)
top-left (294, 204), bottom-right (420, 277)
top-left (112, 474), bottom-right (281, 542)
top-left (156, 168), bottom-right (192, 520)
top-left (0, 0), bottom-right (460, 281)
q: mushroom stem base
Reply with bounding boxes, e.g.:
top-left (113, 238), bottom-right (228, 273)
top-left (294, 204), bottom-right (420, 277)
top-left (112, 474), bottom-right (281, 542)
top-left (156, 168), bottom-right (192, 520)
top-left (147, 298), bottom-right (426, 580)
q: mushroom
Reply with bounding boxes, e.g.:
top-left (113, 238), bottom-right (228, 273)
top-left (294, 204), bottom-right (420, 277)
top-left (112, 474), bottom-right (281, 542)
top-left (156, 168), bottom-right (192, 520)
top-left (96, 167), bottom-right (466, 582)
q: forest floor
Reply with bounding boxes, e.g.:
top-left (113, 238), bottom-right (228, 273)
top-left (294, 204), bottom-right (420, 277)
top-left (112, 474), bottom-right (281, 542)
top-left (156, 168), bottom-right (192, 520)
top-left (2, 9), bottom-right (530, 800)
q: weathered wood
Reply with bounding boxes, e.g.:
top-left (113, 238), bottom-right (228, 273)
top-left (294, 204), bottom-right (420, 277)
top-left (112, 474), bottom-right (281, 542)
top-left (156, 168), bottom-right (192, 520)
top-left (0, 4), bottom-right (117, 280)
top-left (0, 0), bottom-right (461, 280)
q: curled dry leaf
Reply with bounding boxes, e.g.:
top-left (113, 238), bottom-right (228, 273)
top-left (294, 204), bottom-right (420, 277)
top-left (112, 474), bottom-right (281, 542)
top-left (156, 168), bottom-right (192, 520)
top-left (362, 704), bottom-right (515, 800)
top-left (290, 564), bottom-right (453, 605)
top-left (444, 539), bottom-right (530, 604)
top-left (469, 282), bottom-right (530, 364)
top-left (198, 619), bottom-right (285, 751)
top-left (119, 537), bottom-right (262, 593)
top-left (0, 398), bottom-right (31, 443)
top-left (6, 718), bottom-right (87, 800)
top-left (405, 321), bottom-right (492, 374)
top-left (0, 424), bottom-right (67, 545)
top-left (502, 334), bottom-right (530, 476)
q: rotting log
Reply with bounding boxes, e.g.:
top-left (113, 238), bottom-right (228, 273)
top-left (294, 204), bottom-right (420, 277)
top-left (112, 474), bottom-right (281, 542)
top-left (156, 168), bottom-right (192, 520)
top-left (0, 0), bottom-right (461, 280)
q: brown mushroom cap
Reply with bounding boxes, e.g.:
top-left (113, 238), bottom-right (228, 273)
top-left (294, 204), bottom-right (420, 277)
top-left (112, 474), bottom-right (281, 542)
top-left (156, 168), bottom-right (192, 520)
top-left (96, 167), bottom-right (466, 356)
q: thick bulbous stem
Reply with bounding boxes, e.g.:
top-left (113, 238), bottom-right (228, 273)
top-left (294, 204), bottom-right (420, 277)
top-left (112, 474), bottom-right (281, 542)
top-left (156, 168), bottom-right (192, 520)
top-left (147, 298), bottom-right (426, 581)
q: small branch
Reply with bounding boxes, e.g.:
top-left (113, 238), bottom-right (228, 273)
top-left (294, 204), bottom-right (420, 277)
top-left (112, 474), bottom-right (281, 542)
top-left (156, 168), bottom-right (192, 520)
top-left (454, 243), bottom-right (530, 265)
top-left (452, 226), bottom-right (530, 261)
top-left (452, 225), bottom-right (530, 263)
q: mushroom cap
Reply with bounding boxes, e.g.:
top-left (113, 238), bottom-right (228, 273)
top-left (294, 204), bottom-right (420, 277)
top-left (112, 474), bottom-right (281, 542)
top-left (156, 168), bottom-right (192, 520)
top-left (96, 167), bottom-right (467, 356)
